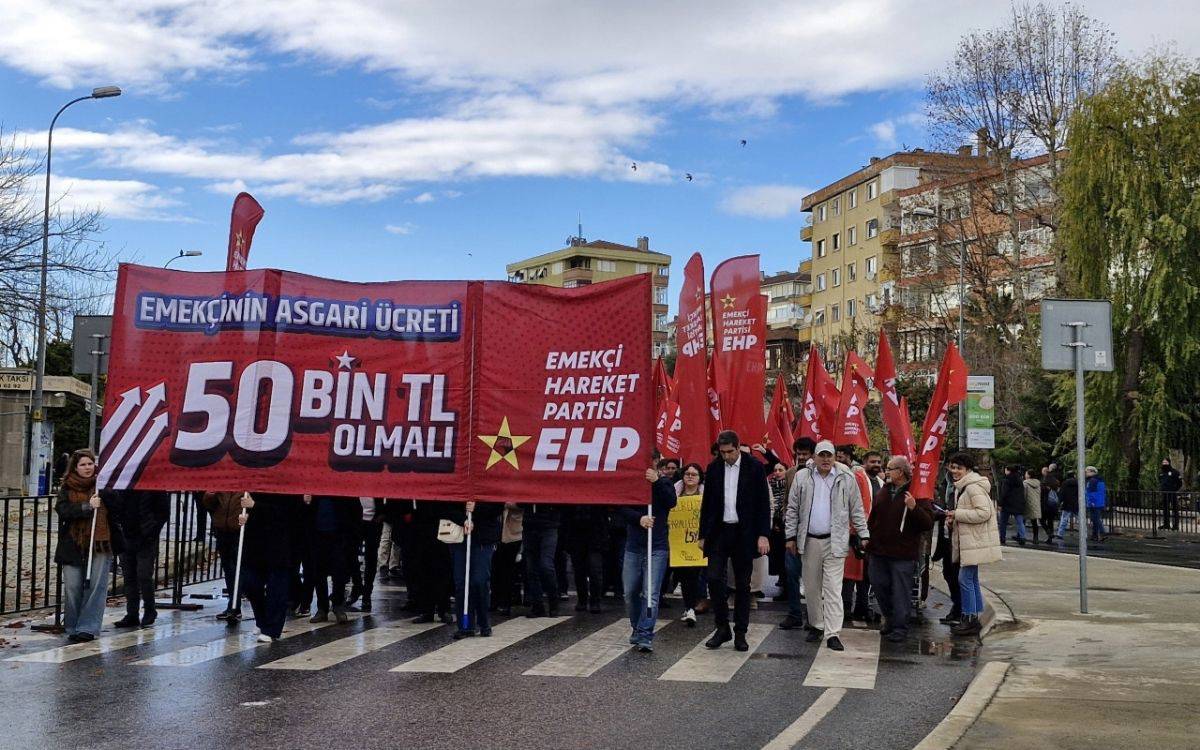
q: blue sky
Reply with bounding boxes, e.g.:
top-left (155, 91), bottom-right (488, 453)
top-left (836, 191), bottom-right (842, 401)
top-left (1, 1), bottom-right (1194, 310)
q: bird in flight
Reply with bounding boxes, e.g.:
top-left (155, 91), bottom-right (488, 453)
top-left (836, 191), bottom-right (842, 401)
top-left (740, 139), bottom-right (747, 147)
top-left (685, 173), bottom-right (693, 182)
top-left (631, 162), bottom-right (638, 171)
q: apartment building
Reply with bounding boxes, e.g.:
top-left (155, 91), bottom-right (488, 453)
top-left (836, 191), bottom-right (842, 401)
top-left (800, 149), bottom-right (987, 363)
top-left (891, 153), bottom-right (1059, 371)
top-left (762, 260), bottom-right (813, 384)
top-left (506, 235), bottom-right (672, 354)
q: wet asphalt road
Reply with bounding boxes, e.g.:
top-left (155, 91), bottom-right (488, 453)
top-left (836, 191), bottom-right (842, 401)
top-left (2, 585), bottom-right (979, 750)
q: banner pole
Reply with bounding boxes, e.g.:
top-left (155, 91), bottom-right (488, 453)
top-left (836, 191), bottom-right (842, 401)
top-left (231, 503), bottom-right (248, 616)
top-left (83, 494), bottom-right (99, 591)
top-left (462, 510), bottom-right (473, 632)
top-left (645, 503), bottom-right (653, 620)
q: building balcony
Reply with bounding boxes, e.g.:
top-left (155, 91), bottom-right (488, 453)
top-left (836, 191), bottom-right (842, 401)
top-left (878, 227), bottom-right (899, 247)
top-left (800, 225), bottom-right (813, 242)
top-left (563, 267), bottom-right (594, 284)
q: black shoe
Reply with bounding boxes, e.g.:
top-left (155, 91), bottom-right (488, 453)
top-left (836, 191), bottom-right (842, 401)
top-left (359, 598), bottom-right (372, 613)
top-left (479, 627), bottom-right (492, 637)
top-left (734, 633), bottom-right (749, 652)
top-left (389, 567), bottom-right (403, 579)
top-left (885, 630), bottom-right (907, 643)
top-left (772, 593), bottom-right (789, 602)
top-left (705, 628), bottom-right (733, 649)
top-left (880, 619), bottom-right (894, 635)
top-left (498, 607), bottom-right (512, 617)
top-left (140, 611), bottom-right (157, 628)
top-left (778, 615), bottom-right (804, 630)
top-left (805, 627), bottom-right (824, 643)
top-left (752, 591), bottom-right (765, 599)
top-left (347, 586), bottom-right (362, 606)
top-left (826, 636), bottom-right (845, 651)
top-left (588, 605), bottom-right (602, 614)
top-left (67, 632), bottom-right (93, 643)
top-left (215, 610), bottom-right (232, 621)
top-left (411, 613), bottom-right (434, 624)
top-left (547, 604), bottom-right (560, 617)
top-left (452, 629), bottom-right (476, 640)
top-left (527, 605), bottom-right (545, 618)
top-left (939, 611), bottom-right (961, 625)
top-left (438, 611), bottom-right (454, 624)
top-left (575, 599), bottom-right (588, 612)
top-left (1017, 539), bottom-right (1026, 546)
top-left (951, 615), bottom-right (982, 637)
top-left (114, 615), bottom-right (140, 629)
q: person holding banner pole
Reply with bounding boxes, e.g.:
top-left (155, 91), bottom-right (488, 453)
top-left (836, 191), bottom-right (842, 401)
top-left (202, 491), bottom-right (247, 623)
top-left (448, 501), bottom-right (501, 639)
top-left (239, 493), bottom-right (300, 643)
top-left (619, 467), bottom-right (677, 652)
top-left (55, 449), bottom-right (117, 643)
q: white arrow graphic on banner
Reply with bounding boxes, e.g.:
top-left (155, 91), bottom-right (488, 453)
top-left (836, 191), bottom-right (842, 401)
top-left (97, 383), bottom-right (166, 489)
top-left (99, 386), bottom-right (142, 451)
top-left (113, 412), bottom-right (169, 490)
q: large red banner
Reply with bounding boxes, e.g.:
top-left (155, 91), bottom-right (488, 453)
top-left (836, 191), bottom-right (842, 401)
top-left (674, 253), bottom-right (710, 464)
top-left (911, 343), bottom-right (968, 499)
top-left (98, 265), bottom-right (653, 504)
top-left (710, 255), bottom-right (766, 444)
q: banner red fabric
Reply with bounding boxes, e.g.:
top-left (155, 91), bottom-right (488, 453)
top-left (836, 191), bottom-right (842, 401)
top-left (674, 253), bottom-right (710, 464)
top-left (831, 351), bottom-right (872, 448)
top-left (766, 374), bottom-right (795, 466)
top-left (875, 331), bottom-right (915, 459)
top-left (705, 355), bottom-right (722, 443)
top-left (98, 265), bottom-right (653, 504)
top-left (911, 343), bottom-right (969, 499)
top-left (655, 397), bottom-right (682, 459)
top-left (226, 192), bottom-right (264, 272)
top-left (797, 348), bottom-right (826, 441)
top-left (653, 357), bottom-right (674, 403)
top-left (710, 256), bottom-right (766, 443)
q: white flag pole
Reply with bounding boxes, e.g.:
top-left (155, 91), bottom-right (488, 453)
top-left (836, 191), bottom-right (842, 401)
top-left (83, 494), bottom-right (100, 591)
top-left (645, 503), bottom-right (653, 619)
top-left (462, 510), bottom-right (473, 632)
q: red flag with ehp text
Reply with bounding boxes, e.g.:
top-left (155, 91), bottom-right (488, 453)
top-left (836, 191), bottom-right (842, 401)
top-left (98, 265), bottom-right (653, 504)
top-left (710, 255), bottom-right (766, 444)
top-left (226, 192), bottom-right (264, 272)
top-left (910, 343), bottom-right (969, 499)
top-left (674, 253), bottom-right (710, 464)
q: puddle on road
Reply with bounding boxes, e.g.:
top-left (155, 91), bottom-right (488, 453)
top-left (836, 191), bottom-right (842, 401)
top-left (917, 637), bottom-right (980, 660)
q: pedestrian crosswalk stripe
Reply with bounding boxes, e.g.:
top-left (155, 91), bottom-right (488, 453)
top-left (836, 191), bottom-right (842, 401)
top-left (658, 623), bottom-right (774, 683)
top-left (390, 616), bottom-right (570, 674)
top-left (760, 688), bottom-right (846, 750)
top-left (6, 618), bottom-right (213, 664)
top-left (130, 614), bottom-right (364, 667)
top-left (523, 618), bottom-right (669, 677)
top-left (257, 620), bottom-right (443, 671)
top-left (802, 628), bottom-right (880, 689)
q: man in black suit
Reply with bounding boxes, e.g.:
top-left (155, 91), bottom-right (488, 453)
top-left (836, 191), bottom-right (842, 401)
top-left (699, 430), bottom-right (771, 651)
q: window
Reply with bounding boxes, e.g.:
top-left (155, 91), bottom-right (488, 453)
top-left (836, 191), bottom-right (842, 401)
top-left (832, 233), bottom-right (840, 251)
top-left (832, 304), bottom-right (841, 323)
top-left (654, 287), bottom-right (668, 305)
top-left (817, 239), bottom-right (827, 258)
top-left (847, 298), bottom-right (857, 318)
top-left (814, 308), bottom-right (826, 326)
top-left (866, 292), bottom-right (878, 310)
top-left (816, 273), bottom-right (827, 291)
top-left (595, 259), bottom-right (617, 272)
top-left (847, 262), bottom-right (857, 283)
top-left (849, 189), bottom-right (858, 209)
top-left (818, 204), bottom-right (827, 222)
top-left (832, 268), bottom-right (841, 287)
top-left (867, 181), bottom-right (878, 200)
top-left (848, 225), bottom-right (857, 246)
top-left (866, 256), bottom-right (878, 276)
top-left (552, 261), bottom-right (564, 274)
top-left (832, 198), bottom-right (840, 216)
top-left (866, 219), bottom-right (879, 238)
top-left (635, 263), bottom-right (649, 274)
top-left (656, 266), bottom-right (669, 277)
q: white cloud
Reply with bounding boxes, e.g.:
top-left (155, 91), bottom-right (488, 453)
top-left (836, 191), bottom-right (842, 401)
top-left (868, 112), bottom-right (928, 148)
top-left (31, 174), bottom-right (189, 221)
top-left (411, 192), bottom-right (436, 204)
top-left (385, 222), bottom-right (416, 235)
top-left (721, 184), bottom-right (813, 219)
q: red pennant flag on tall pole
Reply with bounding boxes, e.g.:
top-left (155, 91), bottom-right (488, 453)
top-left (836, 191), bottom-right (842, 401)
top-left (875, 331), bottom-right (915, 459)
top-left (653, 356), bottom-right (674, 403)
top-left (831, 351), bottom-right (872, 448)
top-left (226, 192), bottom-right (264, 272)
top-left (911, 343), bottom-right (969, 498)
top-left (706, 355), bottom-right (723, 443)
top-left (766, 374), bottom-right (795, 466)
top-left (674, 253), bottom-right (711, 463)
top-left (710, 255), bottom-right (767, 443)
top-left (798, 347), bottom-right (836, 441)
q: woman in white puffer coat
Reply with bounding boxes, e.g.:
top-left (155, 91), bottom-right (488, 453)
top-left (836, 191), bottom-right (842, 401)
top-left (945, 452), bottom-right (1002, 637)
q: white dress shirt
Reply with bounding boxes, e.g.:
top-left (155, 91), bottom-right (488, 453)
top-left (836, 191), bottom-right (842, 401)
top-left (808, 469), bottom-right (835, 535)
top-left (722, 456), bottom-right (742, 522)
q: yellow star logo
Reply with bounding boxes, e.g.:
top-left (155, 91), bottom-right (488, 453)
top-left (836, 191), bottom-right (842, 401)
top-left (721, 294), bottom-right (736, 310)
top-left (477, 417), bottom-right (531, 470)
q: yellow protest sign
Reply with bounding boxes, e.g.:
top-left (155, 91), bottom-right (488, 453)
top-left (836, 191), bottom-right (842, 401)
top-left (668, 493), bottom-right (706, 568)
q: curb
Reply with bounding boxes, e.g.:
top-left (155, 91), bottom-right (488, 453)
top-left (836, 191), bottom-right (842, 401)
top-left (911, 661), bottom-right (1009, 750)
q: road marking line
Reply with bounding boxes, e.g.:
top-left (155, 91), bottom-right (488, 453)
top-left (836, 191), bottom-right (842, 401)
top-left (761, 688), bottom-right (846, 750)
top-left (802, 628), bottom-right (880, 689)
top-left (390, 616), bottom-right (569, 673)
top-left (130, 614), bottom-right (363, 667)
top-left (523, 618), bottom-right (669, 677)
top-left (658, 623), bottom-right (773, 683)
top-left (258, 620), bottom-right (443, 670)
top-left (6, 619), bottom-right (211, 663)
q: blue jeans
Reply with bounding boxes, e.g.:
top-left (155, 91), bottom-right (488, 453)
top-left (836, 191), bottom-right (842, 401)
top-left (958, 564), bottom-right (983, 616)
top-left (999, 510), bottom-right (1026, 543)
top-left (452, 540), bottom-right (495, 631)
top-left (623, 548), bottom-right (668, 646)
top-left (63, 552), bottom-right (113, 637)
top-left (784, 548), bottom-right (804, 619)
top-left (1056, 510), bottom-right (1075, 538)
top-left (1088, 507), bottom-right (1105, 538)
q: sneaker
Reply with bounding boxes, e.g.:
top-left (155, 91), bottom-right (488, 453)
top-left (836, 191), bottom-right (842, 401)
top-left (140, 611), bottom-right (157, 628)
top-left (778, 615), bottom-right (804, 630)
top-left (332, 606), bottom-right (350, 624)
top-left (826, 636), bottom-right (845, 651)
top-left (113, 615), bottom-right (140, 629)
top-left (256, 634), bottom-right (275, 644)
top-left (635, 643), bottom-right (654, 653)
top-left (310, 609), bottom-right (329, 624)
top-left (681, 608), bottom-right (697, 627)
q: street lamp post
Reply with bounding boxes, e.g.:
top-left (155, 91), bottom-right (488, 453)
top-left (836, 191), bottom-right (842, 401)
top-left (28, 86), bottom-right (121, 493)
top-left (164, 250), bottom-right (203, 267)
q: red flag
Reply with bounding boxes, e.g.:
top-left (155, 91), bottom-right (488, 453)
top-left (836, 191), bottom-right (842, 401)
top-left (911, 343), bottom-right (969, 498)
top-left (765, 374), bottom-right (795, 466)
top-left (226, 192), bottom-right (264, 272)
top-left (653, 356), bottom-right (675, 404)
top-left (797, 347), bottom-right (830, 440)
top-left (674, 253), bottom-right (711, 463)
top-left (710, 256), bottom-right (767, 443)
top-left (875, 331), bottom-right (915, 459)
top-left (706, 355), bottom-right (723, 443)
top-left (831, 351), bottom-right (872, 448)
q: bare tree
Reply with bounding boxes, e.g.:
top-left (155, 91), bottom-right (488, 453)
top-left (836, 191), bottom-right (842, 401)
top-left (0, 128), bottom-right (117, 367)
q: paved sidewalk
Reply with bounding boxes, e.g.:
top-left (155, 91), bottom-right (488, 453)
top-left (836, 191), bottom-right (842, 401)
top-left (953, 546), bottom-right (1200, 748)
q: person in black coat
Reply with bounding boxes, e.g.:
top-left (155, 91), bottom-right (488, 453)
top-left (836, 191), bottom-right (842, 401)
top-left (1054, 475), bottom-right (1080, 541)
top-left (306, 495), bottom-right (361, 624)
top-left (521, 503), bottom-right (563, 617)
top-left (239, 493), bottom-right (302, 642)
top-left (1160, 459), bottom-right (1184, 531)
top-left (564, 504), bottom-right (610, 614)
top-left (698, 431), bottom-right (771, 651)
top-left (409, 500), bottom-right (453, 624)
top-left (998, 465), bottom-right (1027, 546)
top-left (109, 489), bottom-right (171, 628)
top-left (444, 500), bottom-right (504, 638)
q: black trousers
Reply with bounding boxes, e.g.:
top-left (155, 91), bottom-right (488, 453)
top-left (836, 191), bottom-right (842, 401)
top-left (243, 564), bottom-right (290, 639)
top-left (360, 522), bottom-right (383, 596)
top-left (604, 526), bottom-right (627, 597)
top-left (310, 530), bottom-right (350, 611)
top-left (569, 536), bottom-right (605, 606)
top-left (523, 526), bottom-right (559, 606)
top-left (410, 525), bottom-right (451, 616)
top-left (869, 554), bottom-right (917, 634)
top-left (1162, 492), bottom-right (1180, 530)
top-left (214, 530), bottom-right (242, 612)
top-left (491, 541), bottom-right (522, 609)
top-left (120, 540), bottom-right (158, 618)
top-left (705, 523), bottom-right (754, 634)
top-left (841, 575), bottom-right (870, 619)
top-left (941, 558), bottom-right (962, 615)
top-left (673, 567), bottom-right (702, 609)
